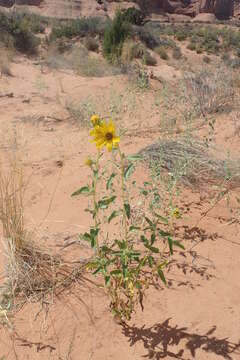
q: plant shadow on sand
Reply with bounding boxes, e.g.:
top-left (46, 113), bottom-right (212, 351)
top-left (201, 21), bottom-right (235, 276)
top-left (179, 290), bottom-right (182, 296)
top-left (122, 319), bottom-right (240, 360)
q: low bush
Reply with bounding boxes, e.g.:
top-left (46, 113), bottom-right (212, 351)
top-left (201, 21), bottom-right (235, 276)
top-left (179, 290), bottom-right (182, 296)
top-left (187, 42), bottom-right (196, 51)
top-left (172, 47), bottom-right (182, 59)
top-left (50, 17), bottom-right (107, 41)
top-left (121, 7), bottom-right (145, 26)
top-left (155, 46), bottom-right (168, 60)
top-left (175, 30), bottom-right (188, 41)
top-left (121, 40), bottom-right (145, 63)
top-left (84, 36), bottom-right (99, 52)
top-left (142, 51), bottom-right (157, 66)
top-left (103, 11), bottom-right (130, 62)
top-left (137, 28), bottom-right (159, 49)
top-left (0, 13), bottom-right (40, 54)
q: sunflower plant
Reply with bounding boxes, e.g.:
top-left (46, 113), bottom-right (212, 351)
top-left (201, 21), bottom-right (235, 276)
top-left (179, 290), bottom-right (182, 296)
top-left (72, 115), bottom-right (184, 321)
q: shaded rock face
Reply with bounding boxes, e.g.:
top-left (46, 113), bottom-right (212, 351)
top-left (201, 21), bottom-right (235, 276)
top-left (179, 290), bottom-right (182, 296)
top-left (136, 0), bottom-right (234, 18)
top-left (200, 0), bottom-right (234, 18)
top-left (0, 0), bottom-right (235, 19)
top-left (16, 0), bottom-right (42, 4)
top-left (0, 0), bottom-right (14, 7)
top-left (0, 0), bottom-right (42, 6)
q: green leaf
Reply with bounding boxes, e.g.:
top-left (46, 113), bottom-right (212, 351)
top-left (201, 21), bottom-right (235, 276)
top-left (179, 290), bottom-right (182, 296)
top-left (81, 232), bottom-right (91, 242)
top-left (127, 154), bottom-right (142, 162)
top-left (141, 235), bottom-right (148, 245)
top-left (100, 245), bottom-right (111, 253)
top-left (135, 281), bottom-right (142, 290)
top-left (172, 240), bottom-right (185, 250)
top-left (98, 196), bottom-right (116, 209)
top-left (93, 267), bottom-right (102, 275)
top-left (168, 236), bottom-right (173, 255)
top-left (145, 216), bottom-right (155, 229)
top-left (129, 225), bottom-right (140, 232)
top-left (106, 173), bottom-right (116, 190)
top-left (124, 203), bottom-right (131, 219)
top-left (124, 163), bottom-right (135, 180)
top-left (110, 269), bottom-right (122, 277)
top-left (158, 229), bottom-right (170, 237)
top-left (150, 233), bottom-right (156, 245)
top-left (108, 210), bottom-right (119, 223)
top-left (104, 275), bottom-right (111, 286)
top-left (71, 186), bottom-right (90, 196)
top-left (157, 267), bottom-right (167, 285)
top-left (148, 255), bottom-right (154, 268)
top-left (93, 169), bottom-right (99, 181)
top-left (154, 213), bottom-right (169, 224)
top-left (116, 240), bottom-right (127, 250)
top-left (144, 243), bottom-right (159, 253)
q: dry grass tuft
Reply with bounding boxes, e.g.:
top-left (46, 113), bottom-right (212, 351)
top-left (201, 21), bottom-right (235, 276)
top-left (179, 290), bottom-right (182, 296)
top-left (0, 159), bottom-right (86, 312)
top-left (0, 48), bottom-right (13, 77)
top-left (141, 136), bottom-right (240, 189)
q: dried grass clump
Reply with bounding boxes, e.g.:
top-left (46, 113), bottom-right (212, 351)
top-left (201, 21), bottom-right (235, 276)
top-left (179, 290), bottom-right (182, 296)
top-left (141, 137), bottom-right (240, 188)
top-left (182, 66), bottom-right (236, 117)
top-left (0, 160), bottom-right (85, 311)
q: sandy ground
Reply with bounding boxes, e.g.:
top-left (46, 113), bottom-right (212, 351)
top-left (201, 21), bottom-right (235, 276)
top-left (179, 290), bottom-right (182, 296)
top-left (0, 54), bottom-right (240, 360)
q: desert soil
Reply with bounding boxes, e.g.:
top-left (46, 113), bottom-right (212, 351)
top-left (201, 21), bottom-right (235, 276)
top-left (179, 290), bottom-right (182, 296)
top-left (0, 52), bottom-right (240, 360)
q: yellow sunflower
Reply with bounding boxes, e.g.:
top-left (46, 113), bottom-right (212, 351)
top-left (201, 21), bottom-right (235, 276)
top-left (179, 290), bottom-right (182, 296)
top-left (91, 114), bottom-right (101, 127)
top-left (90, 120), bottom-right (120, 151)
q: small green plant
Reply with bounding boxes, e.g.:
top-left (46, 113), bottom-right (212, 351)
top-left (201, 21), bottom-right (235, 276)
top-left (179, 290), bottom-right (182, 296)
top-left (175, 30), bottom-right (187, 41)
top-left (172, 47), bottom-right (182, 60)
top-left (0, 12), bottom-right (40, 54)
top-left (50, 17), bottom-right (106, 41)
top-left (121, 7), bottom-right (145, 26)
top-left (142, 51), bottom-right (157, 66)
top-left (187, 42), bottom-right (196, 51)
top-left (84, 36), bottom-right (99, 52)
top-left (155, 46), bottom-right (168, 60)
top-left (103, 11), bottom-right (130, 62)
top-left (72, 116), bottom-right (183, 320)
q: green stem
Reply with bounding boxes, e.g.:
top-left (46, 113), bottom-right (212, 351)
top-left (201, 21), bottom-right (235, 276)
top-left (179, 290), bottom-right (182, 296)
top-left (118, 148), bottom-right (128, 244)
top-left (93, 151), bottom-right (101, 255)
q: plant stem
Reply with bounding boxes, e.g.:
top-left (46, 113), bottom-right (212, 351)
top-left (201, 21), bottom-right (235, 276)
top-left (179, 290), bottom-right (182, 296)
top-left (118, 148), bottom-right (128, 245)
top-left (93, 151), bottom-right (101, 255)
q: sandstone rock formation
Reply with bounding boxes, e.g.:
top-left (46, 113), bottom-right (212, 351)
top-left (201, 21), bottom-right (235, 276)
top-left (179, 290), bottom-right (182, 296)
top-left (199, 0), bottom-right (234, 18)
top-left (0, 0), bottom-right (236, 20)
top-left (0, 0), bottom-right (42, 5)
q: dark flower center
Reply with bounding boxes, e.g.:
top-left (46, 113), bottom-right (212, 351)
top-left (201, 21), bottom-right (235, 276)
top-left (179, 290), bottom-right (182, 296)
top-left (105, 132), bottom-right (113, 141)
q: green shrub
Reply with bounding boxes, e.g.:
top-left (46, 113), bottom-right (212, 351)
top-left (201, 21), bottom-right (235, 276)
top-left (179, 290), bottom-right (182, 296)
top-left (196, 45), bottom-right (203, 54)
top-left (175, 30), bottom-right (188, 41)
top-left (50, 17), bottom-right (106, 41)
top-left (172, 47), bottom-right (182, 59)
top-left (142, 51), bottom-right (157, 66)
top-left (103, 11), bottom-right (130, 62)
top-left (84, 36), bottom-right (99, 52)
top-left (138, 28), bottom-right (158, 49)
top-left (121, 7), bottom-right (145, 26)
top-left (14, 20), bottom-right (40, 54)
top-left (155, 46), bottom-right (168, 60)
top-left (0, 13), bottom-right (40, 54)
top-left (187, 42), bottom-right (196, 51)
